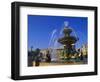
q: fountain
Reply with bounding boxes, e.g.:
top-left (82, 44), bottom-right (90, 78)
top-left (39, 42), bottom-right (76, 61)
top-left (58, 22), bottom-right (79, 60)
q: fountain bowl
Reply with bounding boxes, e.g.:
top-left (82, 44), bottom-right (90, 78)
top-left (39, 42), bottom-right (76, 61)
top-left (58, 36), bottom-right (78, 45)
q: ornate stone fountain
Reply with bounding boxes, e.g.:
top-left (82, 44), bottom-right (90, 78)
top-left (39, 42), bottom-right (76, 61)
top-left (58, 24), bottom-right (79, 60)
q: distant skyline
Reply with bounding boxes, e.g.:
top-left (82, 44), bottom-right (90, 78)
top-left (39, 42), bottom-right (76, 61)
top-left (28, 15), bottom-right (87, 50)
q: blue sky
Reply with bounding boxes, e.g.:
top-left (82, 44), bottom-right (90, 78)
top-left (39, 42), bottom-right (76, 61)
top-left (28, 15), bottom-right (87, 50)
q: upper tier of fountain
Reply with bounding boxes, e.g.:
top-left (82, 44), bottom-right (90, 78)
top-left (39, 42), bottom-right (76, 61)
top-left (58, 26), bottom-right (78, 45)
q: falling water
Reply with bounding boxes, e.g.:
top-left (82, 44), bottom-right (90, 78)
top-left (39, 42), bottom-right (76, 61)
top-left (48, 29), bottom-right (59, 61)
top-left (51, 39), bottom-right (59, 61)
top-left (48, 29), bottom-right (57, 47)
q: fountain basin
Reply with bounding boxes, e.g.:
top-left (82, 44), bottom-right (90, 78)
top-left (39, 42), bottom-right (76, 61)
top-left (58, 36), bottom-right (78, 44)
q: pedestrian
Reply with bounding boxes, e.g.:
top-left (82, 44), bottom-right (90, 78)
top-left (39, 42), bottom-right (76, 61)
top-left (35, 55), bottom-right (40, 66)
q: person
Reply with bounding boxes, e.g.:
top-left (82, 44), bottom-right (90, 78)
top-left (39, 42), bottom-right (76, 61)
top-left (28, 51), bottom-right (33, 66)
top-left (46, 54), bottom-right (51, 62)
top-left (35, 55), bottom-right (40, 66)
top-left (46, 50), bottom-right (51, 62)
top-left (75, 49), bottom-right (81, 62)
top-left (80, 51), bottom-right (83, 61)
top-left (34, 48), bottom-right (41, 66)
